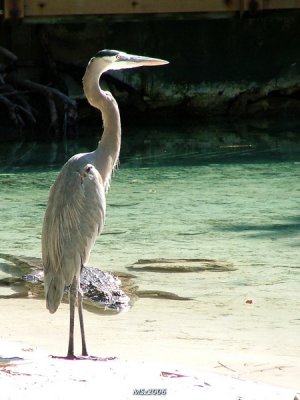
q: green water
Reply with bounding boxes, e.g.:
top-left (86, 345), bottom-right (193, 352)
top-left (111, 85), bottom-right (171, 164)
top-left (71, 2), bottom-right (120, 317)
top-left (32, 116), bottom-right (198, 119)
top-left (0, 137), bottom-right (299, 303)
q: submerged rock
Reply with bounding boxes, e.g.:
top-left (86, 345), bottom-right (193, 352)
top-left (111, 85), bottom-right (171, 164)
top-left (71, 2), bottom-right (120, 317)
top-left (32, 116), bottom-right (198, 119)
top-left (136, 290), bottom-right (191, 301)
top-left (128, 258), bottom-right (236, 273)
top-left (2, 255), bottom-right (230, 307)
top-left (0, 254), bottom-right (131, 312)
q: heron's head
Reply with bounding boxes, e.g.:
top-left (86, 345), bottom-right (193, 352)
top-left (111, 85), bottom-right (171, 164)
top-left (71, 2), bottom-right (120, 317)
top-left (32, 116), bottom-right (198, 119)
top-left (88, 49), bottom-right (169, 73)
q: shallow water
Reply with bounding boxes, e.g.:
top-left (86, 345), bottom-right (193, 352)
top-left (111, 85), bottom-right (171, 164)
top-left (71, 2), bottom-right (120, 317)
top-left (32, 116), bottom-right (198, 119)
top-left (1, 130), bottom-right (299, 303)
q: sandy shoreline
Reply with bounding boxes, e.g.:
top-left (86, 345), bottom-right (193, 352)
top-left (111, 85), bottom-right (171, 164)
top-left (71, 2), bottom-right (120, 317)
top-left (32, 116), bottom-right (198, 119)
top-left (0, 297), bottom-right (299, 395)
top-left (1, 345), bottom-right (298, 400)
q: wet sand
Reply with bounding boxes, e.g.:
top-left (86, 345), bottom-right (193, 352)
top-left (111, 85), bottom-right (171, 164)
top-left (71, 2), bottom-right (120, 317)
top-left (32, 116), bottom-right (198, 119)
top-left (0, 296), bottom-right (299, 393)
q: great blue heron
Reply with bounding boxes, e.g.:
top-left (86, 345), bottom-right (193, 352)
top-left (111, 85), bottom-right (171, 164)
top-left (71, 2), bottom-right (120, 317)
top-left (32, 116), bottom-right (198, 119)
top-left (41, 50), bottom-right (168, 359)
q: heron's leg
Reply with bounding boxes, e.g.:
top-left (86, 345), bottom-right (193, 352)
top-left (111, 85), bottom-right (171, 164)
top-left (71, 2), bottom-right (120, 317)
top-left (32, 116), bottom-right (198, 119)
top-left (78, 282), bottom-right (88, 356)
top-left (67, 275), bottom-right (78, 358)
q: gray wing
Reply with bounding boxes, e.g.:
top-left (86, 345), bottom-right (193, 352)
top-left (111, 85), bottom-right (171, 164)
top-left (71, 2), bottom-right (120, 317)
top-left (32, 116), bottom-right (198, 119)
top-left (42, 156), bottom-right (106, 300)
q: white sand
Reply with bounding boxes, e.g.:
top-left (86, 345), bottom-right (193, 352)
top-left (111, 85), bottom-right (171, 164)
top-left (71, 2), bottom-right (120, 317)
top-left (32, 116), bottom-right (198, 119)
top-left (0, 297), bottom-right (299, 399)
top-left (0, 345), bottom-right (297, 400)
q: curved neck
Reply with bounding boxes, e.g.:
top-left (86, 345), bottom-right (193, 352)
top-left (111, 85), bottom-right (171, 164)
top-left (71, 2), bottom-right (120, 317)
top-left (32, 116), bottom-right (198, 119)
top-left (82, 63), bottom-right (121, 189)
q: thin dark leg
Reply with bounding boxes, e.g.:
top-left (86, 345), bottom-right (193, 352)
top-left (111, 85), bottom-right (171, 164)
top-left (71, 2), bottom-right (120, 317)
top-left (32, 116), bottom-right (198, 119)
top-left (67, 276), bottom-right (78, 358)
top-left (78, 283), bottom-right (88, 356)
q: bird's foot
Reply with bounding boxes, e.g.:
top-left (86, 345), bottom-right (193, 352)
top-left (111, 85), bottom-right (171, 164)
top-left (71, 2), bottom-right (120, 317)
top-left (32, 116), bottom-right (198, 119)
top-left (49, 354), bottom-right (78, 360)
top-left (79, 355), bottom-right (118, 362)
top-left (50, 354), bottom-right (117, 361)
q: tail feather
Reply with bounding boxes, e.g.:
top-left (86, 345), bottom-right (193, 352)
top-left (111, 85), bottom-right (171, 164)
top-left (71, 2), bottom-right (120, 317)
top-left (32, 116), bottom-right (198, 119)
top-left (44, 271), bottom-right (65, 314)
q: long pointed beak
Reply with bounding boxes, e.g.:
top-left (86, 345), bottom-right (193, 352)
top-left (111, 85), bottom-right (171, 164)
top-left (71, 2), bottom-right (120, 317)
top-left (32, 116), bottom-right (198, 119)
top-left (118, 52), bottom-right (169, 68)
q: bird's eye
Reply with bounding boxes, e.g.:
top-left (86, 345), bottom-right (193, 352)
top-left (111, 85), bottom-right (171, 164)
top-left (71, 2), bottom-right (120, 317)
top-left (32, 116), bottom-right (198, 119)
top-left (86, 166), bottom-right (92, 173)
